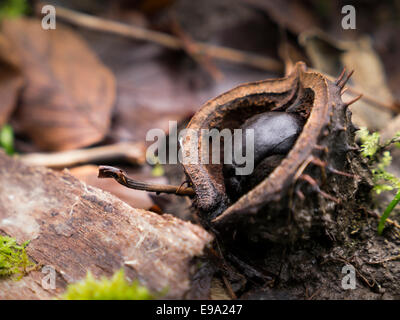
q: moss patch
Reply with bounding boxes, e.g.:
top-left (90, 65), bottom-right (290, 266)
top-left (0, 124), bottom-right (15, 155)
top-left (63, 269), bottom-right (156, 300)
top-left (0, 0), bottom-right (28, 20)
top-left (0, 235), bottom-right (34, 278)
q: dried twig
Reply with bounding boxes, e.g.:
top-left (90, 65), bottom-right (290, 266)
top-left (20, 142), bottom-right (145, 168)
top-left (306, 287), bottom-right (322, 300)
top-left (37, 3), bottom-right (282, 72)
top-left (221, 275), bottom-right (237, 300)
top-left (36, 3), bottom-right (399, 113)
top-left (367, 254), bottom-right (400, 265)
top-left (322, 256), bottom-right (377, 288)
top-left (98, 165), bottom-right (195, 196)
top-left (170, 15), bottom-right (223, 81)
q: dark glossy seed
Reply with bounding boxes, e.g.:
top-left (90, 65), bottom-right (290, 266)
top-left (224, 112), bottom-right (304, 199)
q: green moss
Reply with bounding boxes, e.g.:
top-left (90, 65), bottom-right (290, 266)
top-left (358, 127), bottom-right (380, 158)
top-left (357, 128), bottom-right (400, 193)
top-left (0, 124), bottom-right (15, 155)
top-left (358, 128), bottom-right (400, 234)
top-left (0, 0), bottom-right (28, 19)
top-left (62, 269), bottom-right (156, 300)
top-left (0, 235), bottom-right (34, 278)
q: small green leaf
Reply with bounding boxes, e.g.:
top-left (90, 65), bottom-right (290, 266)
top-left (378, 189), bottom-right (400, 235)
top-left (0, 124), bottom-right (15, 155)
top-left (149, 155), bottom-right (164, 177)
top-left (152, 164), bottom-right (164, 177)
top-left (373, 184), bottom-right (394, 194)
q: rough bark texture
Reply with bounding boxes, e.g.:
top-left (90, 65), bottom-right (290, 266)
top-left (0, 152), bottom-right (212, 299)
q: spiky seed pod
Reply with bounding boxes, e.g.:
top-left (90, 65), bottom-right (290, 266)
top-left (181, 62), bottom-right (372, 243)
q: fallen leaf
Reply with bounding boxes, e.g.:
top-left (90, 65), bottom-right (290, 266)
top-left (2, 18), bottom-right (116, 151)
top-left (299, 30), bottom-right (394, 130)
top-left (374, 24), bottom-right (400, 101)
top-left (0, 34), bottom-right (23, 126)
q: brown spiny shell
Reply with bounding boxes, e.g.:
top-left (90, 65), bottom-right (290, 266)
top-left (182, 62), bottom-right (372, 243)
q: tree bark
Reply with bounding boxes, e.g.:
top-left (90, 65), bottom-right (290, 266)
top-left (0, 152), bottom-right (212, 299)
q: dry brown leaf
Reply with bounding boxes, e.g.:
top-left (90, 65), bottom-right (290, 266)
top-left (0, 35), bottom-right (24, 126)
top-left (1, 18), bottom-right (115, 151)
top-left (299, 30), bottom-right (394, 130)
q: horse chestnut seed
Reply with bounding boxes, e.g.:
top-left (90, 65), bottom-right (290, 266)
top-left (224, 111), bottom-right (305, 199)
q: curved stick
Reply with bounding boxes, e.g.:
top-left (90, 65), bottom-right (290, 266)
top-left (98, 165), bottom-right (195, 196)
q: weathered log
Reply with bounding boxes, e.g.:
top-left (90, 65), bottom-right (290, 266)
top-left (0, 152), bottom-right (212, 299)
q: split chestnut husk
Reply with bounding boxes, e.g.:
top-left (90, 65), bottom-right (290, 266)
top-left (181, 62), bottom-right (373, 244)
